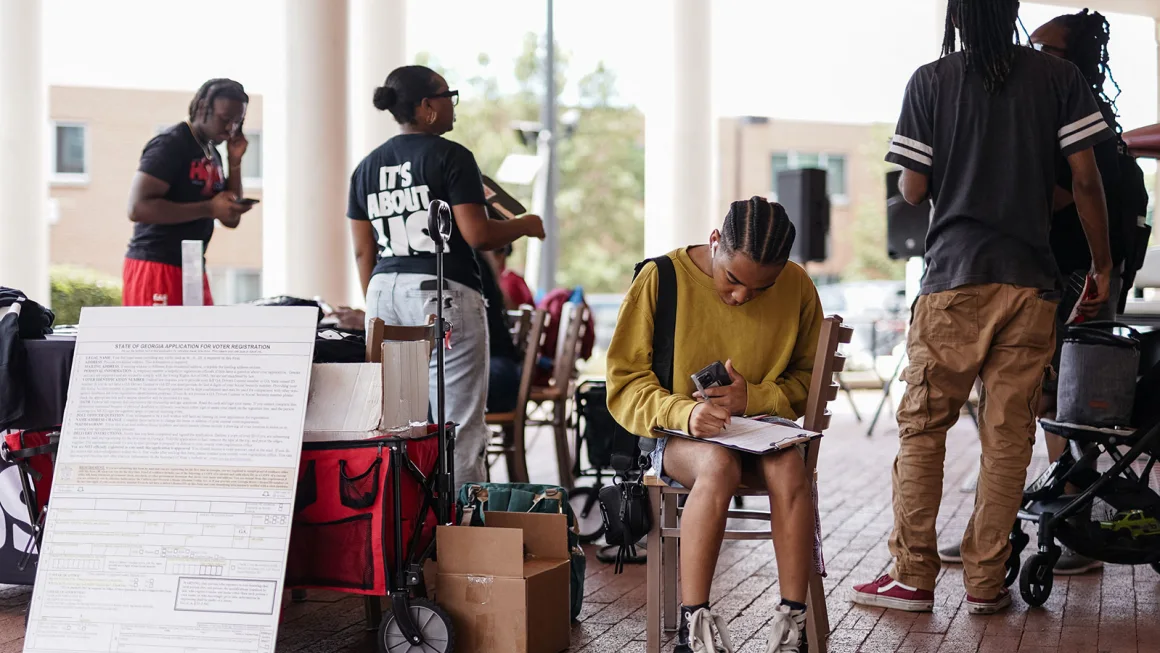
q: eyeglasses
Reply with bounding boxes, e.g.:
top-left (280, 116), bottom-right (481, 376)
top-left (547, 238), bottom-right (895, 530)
top-left (428, 90), bottom-right (459, 107)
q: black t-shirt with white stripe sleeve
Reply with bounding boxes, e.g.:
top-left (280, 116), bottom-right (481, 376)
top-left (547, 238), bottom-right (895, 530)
top-left (886, 49), bottom-right (1114, 295)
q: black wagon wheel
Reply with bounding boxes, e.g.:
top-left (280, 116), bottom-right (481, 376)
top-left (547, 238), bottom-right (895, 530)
top-left (1019, 553), bottom-right (1054, 607)
top-left (378, 597), bottom-right (454, 653)
top-left (1005, 528), bottom-right (1030, 587)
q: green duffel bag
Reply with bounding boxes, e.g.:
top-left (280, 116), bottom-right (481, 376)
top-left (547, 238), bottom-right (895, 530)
top-left (456, 482), bottom-right (587, 622)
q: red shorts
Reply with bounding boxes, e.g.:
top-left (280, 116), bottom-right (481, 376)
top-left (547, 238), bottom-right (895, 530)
top-left (122, 258), bottom-right (214, 306)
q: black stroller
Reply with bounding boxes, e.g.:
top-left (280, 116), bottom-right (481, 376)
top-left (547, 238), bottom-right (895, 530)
top-left (1004, 324), bottom-right (1160, 606)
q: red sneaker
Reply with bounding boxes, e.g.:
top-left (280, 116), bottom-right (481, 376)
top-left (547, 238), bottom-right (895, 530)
top-left (965, 588), bottom-right (1012, 615)
top-left (851, 574), bottom-right (935, 612)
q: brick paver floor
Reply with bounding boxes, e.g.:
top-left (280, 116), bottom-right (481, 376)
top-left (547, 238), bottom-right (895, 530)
top-left (1, 391), bottom-right (1156, 652)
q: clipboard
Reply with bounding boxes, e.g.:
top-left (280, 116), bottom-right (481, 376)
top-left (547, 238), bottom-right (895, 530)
top-left (652, 416), bottom-right (821, 455)
top-left (482, 175), bottom-right (527, 220)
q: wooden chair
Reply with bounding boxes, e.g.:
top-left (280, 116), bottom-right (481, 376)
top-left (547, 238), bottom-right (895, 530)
top-left (485, 309), bottom-right (549, 483)
top-left (365, 317), bottom-right (438, 363)
top-left (528, 301), bottom-right (590, 488)
top-left (643, 315), bottom-right (853, 653)
top-left (507, 308), bottom-right (533, 350)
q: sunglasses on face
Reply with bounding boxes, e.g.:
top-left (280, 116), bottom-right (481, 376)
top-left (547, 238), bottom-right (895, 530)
top-left (428, 90), bottom-right (460, 107)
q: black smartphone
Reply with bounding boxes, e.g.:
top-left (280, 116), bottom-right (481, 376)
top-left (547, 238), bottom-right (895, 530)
top-left (691, 361), bottom-right (732, 395)
top-left (234, 198), bottom-right (260, 207)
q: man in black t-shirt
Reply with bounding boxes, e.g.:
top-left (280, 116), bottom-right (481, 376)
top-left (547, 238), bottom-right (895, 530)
top-left (123, 78), bottom-right (254, 306)
top-left (852, 0), bottom-right (1114, 615)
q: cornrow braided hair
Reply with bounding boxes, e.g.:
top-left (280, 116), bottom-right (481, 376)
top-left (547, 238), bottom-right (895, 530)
top-left (942, 0), bottom-right (1021, 95)
top-left (720, 196), bottom-right (796, 265)
top-left (1054, 9), bottom-right (1122, 133)
top-left (188, 78), bottom-right (249, 122)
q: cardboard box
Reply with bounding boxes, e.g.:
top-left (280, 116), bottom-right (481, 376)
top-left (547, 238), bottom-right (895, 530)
top-left (303, 345), bottom-right (429, 442)
top-left (436, 512), bottom-right (571, 653)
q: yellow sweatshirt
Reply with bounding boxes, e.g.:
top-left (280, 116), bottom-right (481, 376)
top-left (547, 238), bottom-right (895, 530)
top-left (606, 247), bottom-right (822, 438)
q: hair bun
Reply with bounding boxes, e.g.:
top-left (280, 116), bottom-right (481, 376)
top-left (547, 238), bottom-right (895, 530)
top-left (372, 86), bottom-right (397, 111)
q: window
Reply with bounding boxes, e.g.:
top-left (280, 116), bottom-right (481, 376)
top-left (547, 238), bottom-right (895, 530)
top-left (771, 153), bottom-right (790, 184)
top-left (771, 151), bottom-right (849, 202)
top-left (207, 268), bottom-right (262, 305)
top-left (826, 155), bottom-right (847, 199)
top-left (51, 123), bottom-right (88, 183)
top-left (241, 131), bottom-right (262, 183)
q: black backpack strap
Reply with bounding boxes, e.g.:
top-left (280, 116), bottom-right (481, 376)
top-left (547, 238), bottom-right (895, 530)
top-left (648, 256), bottom-right (677, 392)
top-left (631, 256), bottom-right (677, 456)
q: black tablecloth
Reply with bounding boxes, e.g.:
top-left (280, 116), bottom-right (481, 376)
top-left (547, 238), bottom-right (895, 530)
top-left (11, 336), bottom-right (75, 431)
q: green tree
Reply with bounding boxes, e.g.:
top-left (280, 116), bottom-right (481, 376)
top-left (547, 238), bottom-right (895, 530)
top-left (555, 63), bottom-right (644, 292)
top-left (578, 63), bottom-right (618, 108)
top-left (444, 36), bottom-right (645, 294)
top-left (844, 123), bottom-right (907, 281)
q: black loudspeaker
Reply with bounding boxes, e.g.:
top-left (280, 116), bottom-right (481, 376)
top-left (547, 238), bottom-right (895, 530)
top-left (886, 170), bottom-right (930, 260)
top-left (776, 168), bottom-right (829, 262)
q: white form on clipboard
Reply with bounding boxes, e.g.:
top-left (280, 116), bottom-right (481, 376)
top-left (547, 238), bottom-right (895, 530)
top-left (654, 416), bottom-right (821, 455)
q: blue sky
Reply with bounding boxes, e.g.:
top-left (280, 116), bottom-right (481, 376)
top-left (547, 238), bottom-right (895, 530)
top-left (43, 0), bottom-right (1157, 131)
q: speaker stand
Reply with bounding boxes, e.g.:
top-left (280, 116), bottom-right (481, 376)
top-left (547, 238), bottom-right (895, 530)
top-left (837, 374), bottom-right (862, 422)
top-left (866, 352), bottom-right (907, 437)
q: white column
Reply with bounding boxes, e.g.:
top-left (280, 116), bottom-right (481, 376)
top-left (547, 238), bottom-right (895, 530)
top-left (1154, 20), bottom-right (1160, 222)
top-left (349, 0), bottom-right (406, 166)
top-left (644, 0), bottom-right (712, 257)
top-left (0, 0), bottom-right (49, 304)
top-left (270, 0), bottom-right (350, 304)
top-left (346, 0), bottom-right (406, 306)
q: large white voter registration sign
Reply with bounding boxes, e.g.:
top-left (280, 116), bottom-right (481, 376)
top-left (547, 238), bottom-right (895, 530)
top-left (24, 307), bottom-right (317, 653)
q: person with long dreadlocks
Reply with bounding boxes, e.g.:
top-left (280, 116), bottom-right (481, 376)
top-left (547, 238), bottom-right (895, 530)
top-left (607, 197), bottom-right (823, 652)
top-left (937, 8), bottom-right (1148, 577)
top-left (124, 78), bottom-right (253, 306)
top-left (852, 0), bottom-right (1114, 614)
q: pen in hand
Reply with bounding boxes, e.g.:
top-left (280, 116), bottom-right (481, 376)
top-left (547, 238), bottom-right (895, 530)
top-left (688, 395), bottom-right (732, 437)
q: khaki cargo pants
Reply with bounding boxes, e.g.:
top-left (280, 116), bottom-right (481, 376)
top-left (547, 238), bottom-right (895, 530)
top-left (889, 283), bottom-right (1056, 599)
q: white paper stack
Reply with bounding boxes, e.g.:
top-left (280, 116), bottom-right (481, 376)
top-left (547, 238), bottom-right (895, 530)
top-left (181, 239), bottom-right (204, 306)
top-left (381, 340), bottom-right (431, 437)
top-left (303, 364), bottom-right (384, 442)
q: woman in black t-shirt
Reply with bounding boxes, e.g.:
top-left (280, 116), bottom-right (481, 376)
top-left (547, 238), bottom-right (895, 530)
top-left (348, 65), bottom-right (543, 485)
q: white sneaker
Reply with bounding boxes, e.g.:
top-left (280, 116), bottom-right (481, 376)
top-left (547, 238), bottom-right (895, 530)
top-left (764, 604), bottom-right (806, 653)
top-left (687, 607), bottom-right (734, 653)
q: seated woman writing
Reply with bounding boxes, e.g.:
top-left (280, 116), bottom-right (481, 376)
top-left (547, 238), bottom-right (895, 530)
top-left (607, 197), bottom-right (821, 653)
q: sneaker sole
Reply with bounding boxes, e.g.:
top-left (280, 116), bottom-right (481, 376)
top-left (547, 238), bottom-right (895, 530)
top-left (850, 592), bottom-right (934, 612)
top-left (939, 554), bottom-right (963, 564)
top-left (1053, 560), bottom-right (1103, 576)
top-left (965, 594), bottom-right (1012, 615)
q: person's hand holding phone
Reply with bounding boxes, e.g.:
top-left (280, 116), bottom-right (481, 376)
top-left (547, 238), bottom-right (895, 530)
top-left (209, 192), bottom-right (251, 227)
top-left (693, 359), bottom-right (748, 416)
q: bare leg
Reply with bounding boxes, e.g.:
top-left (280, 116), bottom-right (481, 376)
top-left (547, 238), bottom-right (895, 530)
top-left (756, 449), bottom-right (813, 604)
top-left (661, 436), bottom-right (742, 605)
top-left (1040, 374), bottom-right (1075, 488)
